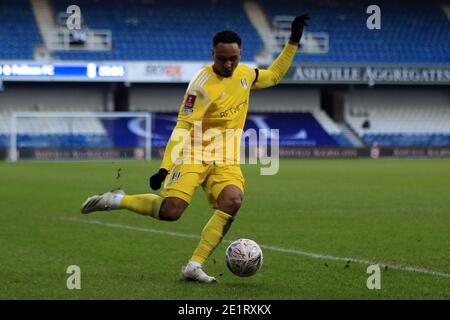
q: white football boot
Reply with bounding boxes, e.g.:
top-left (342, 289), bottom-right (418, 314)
top-left (80, 188), bottom-right (125, 214)
top-left (180, 264), bottom-right (217, 283)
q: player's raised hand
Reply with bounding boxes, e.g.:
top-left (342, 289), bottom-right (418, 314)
top-left (149, 168), bottom-right (168, 190)
top-left (290, 14), bottom-right (310, 44)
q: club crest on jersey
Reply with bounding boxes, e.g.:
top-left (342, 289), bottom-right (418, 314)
top-left (241, 78), bottom-right (248, 89)
top-left (182, 94), bottom-right (196, 113)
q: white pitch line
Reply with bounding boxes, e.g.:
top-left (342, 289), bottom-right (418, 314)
top-left (62, 217), bottom-right (450, 279)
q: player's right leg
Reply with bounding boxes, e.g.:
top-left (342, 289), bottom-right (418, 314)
top-left (159, 163), bottom-right (218, 283)
top-left (180, 167), bottom-right (244, 283)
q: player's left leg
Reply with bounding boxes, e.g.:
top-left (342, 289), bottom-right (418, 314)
top-left (80, 189), bottom-right (163, 219)
top-left (81, 163), bottom-right (204, 220)
top-left (181, 165), bottom-right (244, 282)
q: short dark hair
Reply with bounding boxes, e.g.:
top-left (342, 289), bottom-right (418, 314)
top-left (213, 30), bottom-right (242, 48)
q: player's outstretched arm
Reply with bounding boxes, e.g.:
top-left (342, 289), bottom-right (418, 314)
top-left (253, 14), bottom-right (310, 90)
top-left (149, 120), bottom-right (192, 190)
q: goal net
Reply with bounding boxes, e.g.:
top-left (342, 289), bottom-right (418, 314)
top-left (9, 112), bottom-right (152, 161)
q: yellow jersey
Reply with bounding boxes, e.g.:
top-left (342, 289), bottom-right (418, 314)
top-left (178, 63), bottom-right (255, 131)
top-left (161, 42), bottom-right (298, 169)
top-left (176, 63), bottom-right (255, 164)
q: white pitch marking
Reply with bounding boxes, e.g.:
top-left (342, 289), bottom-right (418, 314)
top-left (62, 217), bottom-right (450, 279)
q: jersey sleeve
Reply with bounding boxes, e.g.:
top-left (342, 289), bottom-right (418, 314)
top-left (177, 70), bottom-right (213, 124)
top-left (252, 42), bottom-right (298, 90)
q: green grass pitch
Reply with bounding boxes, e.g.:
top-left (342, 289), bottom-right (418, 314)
top-left (1, 159), bottom-right (449, 299)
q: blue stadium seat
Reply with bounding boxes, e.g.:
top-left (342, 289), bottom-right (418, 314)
top-left (1, 0), bottom-right (447, 64)
top-left (263, 0), bottom-right (450, 64)
top-left (0, 0), bottom-right (42, 60)
top-left (363, 134), bottom-right (450, 146)
top-left (11, 134), bottom-right (113, 148)
top-left (331, 134), bottom-right (353, 147)
top-left (51, 0), bottom-right (263, 61)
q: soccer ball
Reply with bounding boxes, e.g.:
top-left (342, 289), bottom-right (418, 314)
top-left (225, 239), bottom-right (263, 277)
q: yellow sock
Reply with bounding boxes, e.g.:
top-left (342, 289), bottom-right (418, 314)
top-left (191, 210), bottom-right (234, 265)
top-left (120, 194), bottom-right (162, 219)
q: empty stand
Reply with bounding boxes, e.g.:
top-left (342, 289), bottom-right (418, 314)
top-left (0, 0), bottom-right (42, 60)
top-left (345, 89), bottom-right (450, 146)
top-left (51, 0), bottom-right (263, 61)
top-left (262, 0), bottom-right (450, 64)
top-left (1, 0), bottom-right (447, 64)
top-left (0, 84), bottom-right (109, 147)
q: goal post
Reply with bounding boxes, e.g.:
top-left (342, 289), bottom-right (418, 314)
top-left (9, 112), bottom-right (152, 161)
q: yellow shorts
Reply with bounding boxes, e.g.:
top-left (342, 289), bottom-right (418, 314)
top-left (160, 163), bottom-right (245, 208)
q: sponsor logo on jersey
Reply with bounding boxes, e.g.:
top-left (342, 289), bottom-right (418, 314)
top-left (182, 94), bottom-right (196, 113)
top-left (219, 99), bottom-right (247, 118)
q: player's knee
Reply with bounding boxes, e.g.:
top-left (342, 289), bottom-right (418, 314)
top-left (159, 205), bottom-right (183, 221)
top-left (218, 197), bottom-right (242, 216)
top-left (159, 198), bottom-right (187, 221)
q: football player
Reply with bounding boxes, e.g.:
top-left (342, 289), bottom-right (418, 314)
top-left (81, 14), bottom-right (310, 283)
